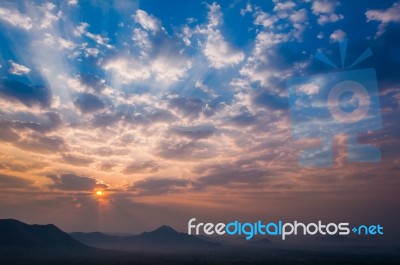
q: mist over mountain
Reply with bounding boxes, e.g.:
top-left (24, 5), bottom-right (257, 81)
top-left (70, 225), bottom-right (219, 251)
top-left (0, 219), bottom-right (399, 265)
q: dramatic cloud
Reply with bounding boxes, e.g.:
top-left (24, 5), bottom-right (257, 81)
top-left (156, 139), bottom-right (214, 160)
top-left (16, 133), bottom-right (65, 154)
top-left (194, 163), bottom-right (268, 189)
top-left (131, 178), bottom-right (189, 195)
top-left (0, 80), bottom-right (52, 108)
top-left (0, 0), bottom-right (398, 235)
top-left (0, 173), bottom-right (34, 188)
top-left (168, 96), bottom-right (204, 118)
top-left (171, 125), bottom-right (215, 139)
top-left (61, 154), bottom-right (94, 167)
top-left (47, 173), bottom-right (108, 191)
top-left (123, 161), bottom-right (158, 175)
top-left (0, 118), bottom-right (21, 142)
top-left (74, 93), bottom-right (106, 113)
top-left (77, 74), bottom-right (107, 93)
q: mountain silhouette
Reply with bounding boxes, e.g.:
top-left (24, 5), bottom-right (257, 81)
top-left (0, 219), bottom-right (85, 248)
top-left (71, 225), bottom-right (219, 251)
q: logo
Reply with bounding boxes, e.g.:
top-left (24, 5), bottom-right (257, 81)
top-left (188, 218), bottom-right (384, 241)
top-left (287, 39), bottom-right (382, 167)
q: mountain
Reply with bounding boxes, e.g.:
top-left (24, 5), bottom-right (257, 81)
top-left (248, 238), bottom-right (273, 245)
top-left (70, 231), bottom-right (121, 246)
top-left (135, 225), bottom-right (219, 247)
top-left (71, 225), bottom-right (219, 251)
top-left (0, 219), bottom-right (85, 248)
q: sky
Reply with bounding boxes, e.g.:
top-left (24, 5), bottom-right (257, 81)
top-left (0, 0), bottom-right (399, 236)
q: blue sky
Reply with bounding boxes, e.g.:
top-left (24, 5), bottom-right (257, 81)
top-left (0, 0), bottom-right (399, 234)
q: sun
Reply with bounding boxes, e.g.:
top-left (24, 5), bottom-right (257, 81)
top-left (96, 190), bottom-right (104, 196)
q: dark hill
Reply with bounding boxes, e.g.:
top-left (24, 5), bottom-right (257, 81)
top-left (0, 219), bottom-right (85, 248)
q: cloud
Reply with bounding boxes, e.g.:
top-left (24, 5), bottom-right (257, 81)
top-left (104, 10), bottom-right (191, 88)
top-left (253, 10), bottom-right (278, 28)
top-left (329, 29), bottom-right (346, 42)
top-left (8, 60), bottom-right (31, 75)
top-left (132, 28), bottom-right (151, 50)
top-left (273, 0), bottom-right (296, 12)
top-left (0, 1), bottom-right (396, 236)
top-left (366, 2), bottom-right (400, 37)
top-left (91, 112), bottom-right (123, 127)
top-left (0, 6), bottom-right (32, 30)
top-left (0, 160), bottom-right (47, 173)
top-left (74, 93), bottom-right (106, 113)
top-left (0, 80), bottom-right (52, 108)
top-left (0, 118), bottom-right (21, 142)
top-left (171, 125), bottom-right (215, 139)
top-left (61, 154), bottom-right (94, 167)
top-left (312, 0), bottom-right (337, 13)
top-left (38, 2), bottom-right (62, 29)
top-left (14, 112), bottom-right (63, 133)
top-left (296, 83), bottom-right (320, 95)
top-left (47, 173), bottom-right (108, 191)
top-left (123, 107), bottom-right (176, 125)
top-left (130, 178), bottom-right (189, 195)
top-left (73, 22), bottom-right (112, 48)
top-left (252, 89), bottom-right (288, 110)
top-left (168, 96), bottom-right (204, 118)
top-left (77, 74), bottom-right (107, 93)
top-left (290, 8), bottom-right (307, 23)
top-left (104, 55), bottom-right (190, 86)
top-left (156, 139), bottom-right (214, 160)
top-left (123, 161), bottom-right (158, 175)
top-left (230, 112), bottom-right (257, 126)
top-left (252, 3), bottom-right (308, 41)
top-left (198, 3), bottom-right (245, 68)
top-left (0, 173), bottom-right (34, 189)
top-left (85, 47), bottom-right (99, 57)
top-left (195, 80), bottom-right (217, 99)
top-left (104, 58), bottom-right (151, 83)
top-left (194, 163), bottom-right (267, 189)
top-left (73, 22), bottom-right (89, 37)
top-left (0, 113), bottom-right (63, 151)
top-left (134, 10), bottom-right (162, 33)
top-left (239, 31), bottom-right (289, 88)
top-left (43, 33), bottom-right (76, 50)
top-left (240, 2), bottom-right (253, 16)
top-left (312, 0), bottom-right (343, 25)
top-left (16, 133), bottom-right (65, 154)
top-left (99, 161), bottom-right (116, 171)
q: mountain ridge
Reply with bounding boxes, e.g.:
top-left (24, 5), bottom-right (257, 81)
top-left (0, 218), bottom-right (86, 248)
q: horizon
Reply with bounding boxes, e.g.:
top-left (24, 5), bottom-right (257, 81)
top-left (0, 0), bottom-right (399, 241)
